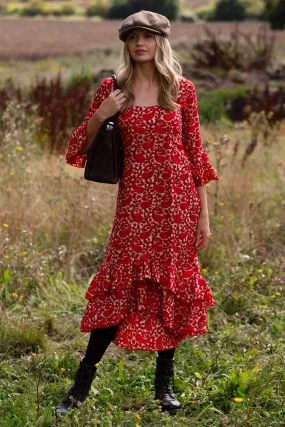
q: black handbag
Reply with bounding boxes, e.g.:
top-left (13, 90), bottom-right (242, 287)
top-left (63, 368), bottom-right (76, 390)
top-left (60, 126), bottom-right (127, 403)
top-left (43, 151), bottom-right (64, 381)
top-left (84, 74), bottom-right (124, 184)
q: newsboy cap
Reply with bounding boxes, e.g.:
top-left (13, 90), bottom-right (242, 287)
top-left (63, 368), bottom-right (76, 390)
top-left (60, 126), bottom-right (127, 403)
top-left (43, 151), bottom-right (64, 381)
top-left (118, 10), bottom-right (171, 42)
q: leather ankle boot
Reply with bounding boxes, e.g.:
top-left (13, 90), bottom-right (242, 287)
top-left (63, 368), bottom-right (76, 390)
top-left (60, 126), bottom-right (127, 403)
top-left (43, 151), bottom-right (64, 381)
top-left (154, 355), bottom-right (182, 414)
top-left (55, 357), bottom-right (97, 415)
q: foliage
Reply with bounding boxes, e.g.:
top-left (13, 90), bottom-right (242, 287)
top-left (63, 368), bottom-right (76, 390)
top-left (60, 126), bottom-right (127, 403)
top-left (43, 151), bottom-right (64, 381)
top-left (212, 0), bottom-right (246, 21)
top-left (50, 2), bottom-right (76, 17)
top-left (263, 0), bottom-right (285, 29)
top-left (85, 0), bottom-right (108, 17)
top-left (241, 0), bottom-right (265, 20)
top-left (195, 0), bottom-right (265, 22)
top-left (106, 0), bottom-right (180, 20)
top-left (195, 4), bottom-right (215, 21)
top-left (20, 0), bottom-right (48, 17)
top-left (180, 9), bottom-right (199, 22)
top-left (191, 24), bottom-right (276, 71)
top-left (228, 82), bottom-right (285, 122)
top-left (3, 1), bottom-right (78, 17)
top-left (0, 73), bottom-right (93, 154)
top-left (198, 98), bottom-right (227, 123)
top-left (2, 2), bottom-right (24, 15)
top-left (203, 82), bottom-right (285, 122)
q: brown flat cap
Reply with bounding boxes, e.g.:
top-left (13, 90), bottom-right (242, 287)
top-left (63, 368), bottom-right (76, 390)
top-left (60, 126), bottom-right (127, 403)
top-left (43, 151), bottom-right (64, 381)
top-left (118, 10), bottom-right (171, 42)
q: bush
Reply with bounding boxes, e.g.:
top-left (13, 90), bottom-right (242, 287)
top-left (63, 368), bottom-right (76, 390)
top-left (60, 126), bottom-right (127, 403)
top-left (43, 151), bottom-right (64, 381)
top-left (264, 0), bottom-right (285, 29)
top-left (242, 0), bottom-right (264, 20)
top-left (2, 3), bottom-right (25, 16)
top-left (20, 0), bottom-right (47, 17)
top-left (212, 0), bottom-right (246, 21)
top-left (195, 4), bottom-right (215, 20)
top-left (198, 86), bottom-right (249, 123)
top-left (106, 0), bottom-right (180, 20)
top-left (180, 10), bottom-right (199, 22)
top-left (49, 4), bottom-right (76, 17)
top-left (61, 4), bottom-right (76, 16)
top-left (198, 98), bottom-right (226, 123)
top-left (191, 24), bottom-right (275, 71)
top-left (86, 0), bottom-right (108, 17)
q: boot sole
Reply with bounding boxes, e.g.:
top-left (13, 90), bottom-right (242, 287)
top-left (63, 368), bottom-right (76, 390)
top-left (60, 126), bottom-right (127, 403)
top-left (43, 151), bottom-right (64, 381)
top-left (161, 405), bottom-right (182, 415)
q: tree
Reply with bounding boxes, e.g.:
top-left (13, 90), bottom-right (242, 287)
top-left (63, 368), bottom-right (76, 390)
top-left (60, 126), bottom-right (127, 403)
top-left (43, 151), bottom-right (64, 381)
top-left (106, 0), bottom-right (180, 20)
top-left (212, 0), bottom-right (246, 21)
top-left (264, 0), bottom-right (285, 29)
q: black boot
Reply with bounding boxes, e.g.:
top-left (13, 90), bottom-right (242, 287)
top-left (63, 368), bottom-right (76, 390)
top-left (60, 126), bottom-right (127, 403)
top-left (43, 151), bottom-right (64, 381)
top-left (55, 357), bottom-right (97, 415)
top-left (154, 355), bottom-right (182, 414)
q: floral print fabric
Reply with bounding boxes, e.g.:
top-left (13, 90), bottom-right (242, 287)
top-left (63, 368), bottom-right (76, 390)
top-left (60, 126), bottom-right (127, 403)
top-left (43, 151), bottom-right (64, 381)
top-left (66, 76), bottom-right (219, 351)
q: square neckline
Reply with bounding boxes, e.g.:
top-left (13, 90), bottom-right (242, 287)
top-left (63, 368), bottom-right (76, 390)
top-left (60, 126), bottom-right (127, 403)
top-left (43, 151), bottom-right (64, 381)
top-left (131, 104), bottom-right (161, 109)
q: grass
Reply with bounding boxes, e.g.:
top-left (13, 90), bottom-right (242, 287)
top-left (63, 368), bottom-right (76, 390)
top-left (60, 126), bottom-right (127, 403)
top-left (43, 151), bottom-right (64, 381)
top-left (0, 64), bottom-right (284, 425)
top-left (0, 48), bottom-right (120, 87)
top-left (0, 260), bottom-right (284, 425)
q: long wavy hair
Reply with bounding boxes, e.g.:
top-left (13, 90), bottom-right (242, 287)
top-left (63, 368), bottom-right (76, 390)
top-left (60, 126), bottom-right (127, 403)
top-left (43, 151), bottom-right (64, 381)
top-left (115, 34), bottom-right (183, 114)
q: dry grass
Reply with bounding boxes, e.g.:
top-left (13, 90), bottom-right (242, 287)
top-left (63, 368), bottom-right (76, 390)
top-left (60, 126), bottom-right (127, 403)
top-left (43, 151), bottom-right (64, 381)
top-left (1, 18), bottom-right (285, 59)
top-left (1, 100), bottom-right (284, 280)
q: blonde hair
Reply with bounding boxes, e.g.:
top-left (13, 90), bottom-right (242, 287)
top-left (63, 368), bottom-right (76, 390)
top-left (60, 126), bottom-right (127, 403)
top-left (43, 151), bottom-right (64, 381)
top-left (115, 34), bottom-right (183, 113)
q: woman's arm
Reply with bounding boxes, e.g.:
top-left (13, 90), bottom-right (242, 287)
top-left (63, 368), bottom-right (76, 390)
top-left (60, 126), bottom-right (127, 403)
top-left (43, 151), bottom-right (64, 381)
top-left (181, 79), bottom-right (219, 187)
top-left (78, 110), bottom-right (106, 155)
top-left (79, 86), bottom-right (126, 155)
top-left (68, 77), bottom-right (126, 161)
top-left (195, 185), bottom-right (211, 251)
top-left (65, 78), bottom-right (112, 168)
top-left (180, 78), bottom-right (218, 251)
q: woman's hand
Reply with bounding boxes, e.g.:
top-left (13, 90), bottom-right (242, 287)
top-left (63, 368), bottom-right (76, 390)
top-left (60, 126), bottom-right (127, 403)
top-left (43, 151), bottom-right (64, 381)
top-left (96, 89), bottom-right (126, 121)
top-left (195, 211), bottom-right (211, 252)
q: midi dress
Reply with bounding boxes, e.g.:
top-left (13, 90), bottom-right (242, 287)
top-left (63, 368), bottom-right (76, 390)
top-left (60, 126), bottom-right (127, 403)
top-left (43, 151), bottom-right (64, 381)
top-left (66, 75), bottom-right (219, 351)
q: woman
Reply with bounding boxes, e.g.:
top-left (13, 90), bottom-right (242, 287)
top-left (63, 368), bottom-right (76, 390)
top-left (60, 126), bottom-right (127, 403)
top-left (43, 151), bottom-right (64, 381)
top-left (55, 10), bottom-right (219, 416)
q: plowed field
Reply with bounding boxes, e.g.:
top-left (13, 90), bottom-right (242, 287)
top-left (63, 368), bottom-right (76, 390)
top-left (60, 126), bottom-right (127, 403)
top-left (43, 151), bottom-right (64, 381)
top-left (1, 18), bottom-right (284, 60)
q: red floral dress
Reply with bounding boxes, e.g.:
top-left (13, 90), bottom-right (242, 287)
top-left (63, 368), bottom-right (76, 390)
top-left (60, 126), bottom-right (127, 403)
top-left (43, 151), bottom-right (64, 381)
top-left (66, 76), bottom-right (219, 351)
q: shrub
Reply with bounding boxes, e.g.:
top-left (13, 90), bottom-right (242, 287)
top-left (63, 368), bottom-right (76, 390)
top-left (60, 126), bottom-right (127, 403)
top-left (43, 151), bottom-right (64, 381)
top-left (61, 4), bottom-right (76, 16)
top-left (198, 86), bottom-right (249, 123)
top-left (191, 24), bottom-right (275, 71)
top-left (264, 0), bottom-right (285, 30)
top-left (212, 0), bottom-right (246, 21)
top-left (195, 4), bottom-right (215, 21)
top-left (106, 0), bottom-right (180, 20)
top-left (2, 3), bottom-right (25, 16)
top-left (198, 98), bottom-right (227, 123)
top-left (49, 4), bottom-right (76, 17)
top-left (180, 10), bottom-right (199, 22)
top-left (28, 73), bottom-right (93, 154)
top-left (0, 73), bottom-right (93, 154)
top-left (20, 0), bottom-right (48, 17)
top-left (242, 0), bottom-right (265, 20)
top-left (86, 0), bottom-right (108, 17)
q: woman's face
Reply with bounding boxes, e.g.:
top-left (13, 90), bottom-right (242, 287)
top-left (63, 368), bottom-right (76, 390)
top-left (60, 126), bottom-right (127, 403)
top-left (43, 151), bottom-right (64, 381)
top-left (126, 29), bottom-right (157, 63)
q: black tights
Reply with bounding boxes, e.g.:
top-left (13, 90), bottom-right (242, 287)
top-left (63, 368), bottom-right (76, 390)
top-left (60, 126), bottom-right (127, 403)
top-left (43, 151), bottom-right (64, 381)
top-left (84, 324), bottom-right (176, 366)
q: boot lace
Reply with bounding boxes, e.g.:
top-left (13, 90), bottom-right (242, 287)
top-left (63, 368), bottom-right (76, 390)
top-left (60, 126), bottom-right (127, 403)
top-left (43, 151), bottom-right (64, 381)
top-left (155, 357), bottom-right (176, 400)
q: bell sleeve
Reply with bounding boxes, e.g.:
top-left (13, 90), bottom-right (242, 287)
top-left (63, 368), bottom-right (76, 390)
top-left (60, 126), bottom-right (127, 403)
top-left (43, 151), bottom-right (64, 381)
top-left (181, 79), bottom-right (219, 187)
top-left (65, 77), bottom-right (112, 168)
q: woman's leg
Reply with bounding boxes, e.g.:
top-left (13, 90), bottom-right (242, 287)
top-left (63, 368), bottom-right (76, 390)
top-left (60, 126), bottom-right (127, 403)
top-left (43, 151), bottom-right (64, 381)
top-left (157, 347), bottom-right (176, 359)
top-left (154, 346), bottom-right (181, 412)
top-left (55, 324), bottom-right (119, 414)
top-left (83, 324), bottom-right (119, 365)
